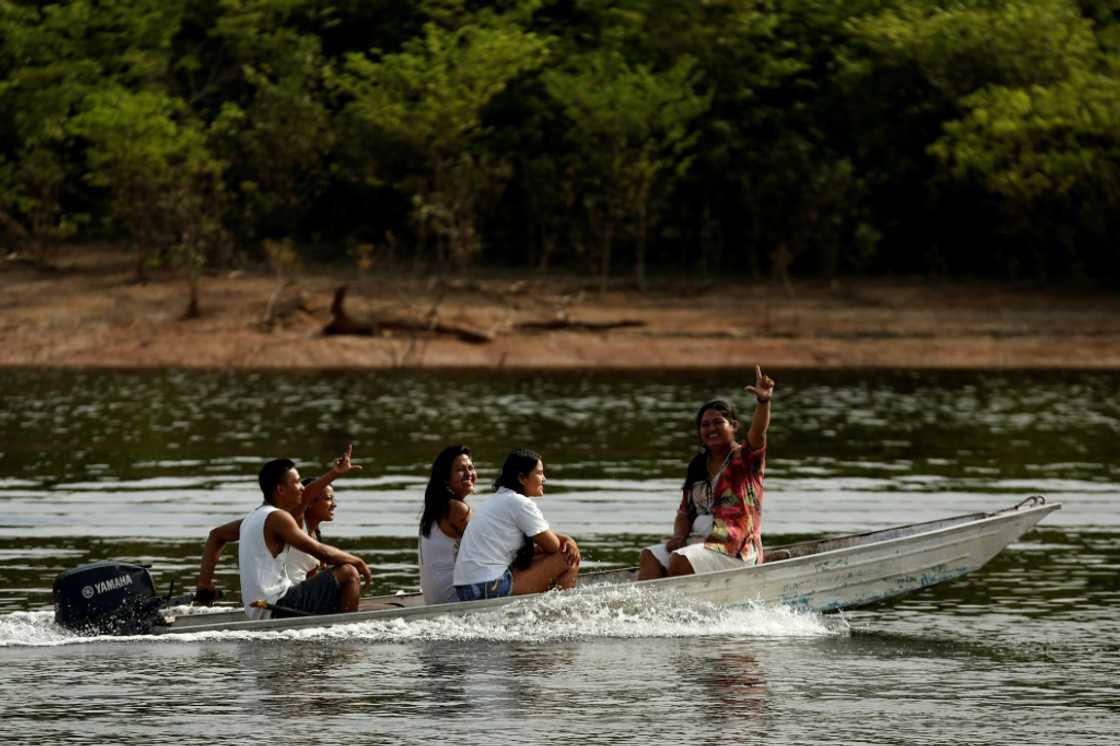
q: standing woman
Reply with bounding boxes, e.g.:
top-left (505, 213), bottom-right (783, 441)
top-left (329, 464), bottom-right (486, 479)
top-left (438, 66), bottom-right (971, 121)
top-left (418, 445), bottom-right (476, 604)
top-left (639, 365), bottom-right (775, 580)
top-left (453, 448), bottom-right (580, 601)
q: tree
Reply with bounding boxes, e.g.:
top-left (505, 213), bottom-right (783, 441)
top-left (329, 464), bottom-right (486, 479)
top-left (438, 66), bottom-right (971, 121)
top-left (197, 0), bottom-right (338, 245)
top-left (335, 10), bottom-right (547, 267)
top-left (0, 0), bottom-right (184, 262)
top-left (70, 88), bottom-right (227, 313)
top-left (543, 51), bottom-right (708, 290)
top-left (931, 72), bottom-right (1120, 279)
top-left (841, 0), bottom-right (1105, 276)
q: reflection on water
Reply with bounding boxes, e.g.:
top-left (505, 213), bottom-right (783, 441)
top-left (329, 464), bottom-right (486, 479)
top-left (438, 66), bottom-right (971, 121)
top-left (1, 368), bottom-right (1118, 744)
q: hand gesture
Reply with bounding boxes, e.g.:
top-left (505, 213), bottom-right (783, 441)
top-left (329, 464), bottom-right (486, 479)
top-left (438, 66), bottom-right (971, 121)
top-left (332, 443), bottom-right (362, 476)
top-left (744, 364), bottom-right (775, 403)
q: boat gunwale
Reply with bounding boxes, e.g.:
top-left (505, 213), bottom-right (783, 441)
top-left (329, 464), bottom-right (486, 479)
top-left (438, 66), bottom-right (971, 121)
top-left (633, 499), bottom-right (1058, 587)
top-left (155, 500), bottom-right (1060, 635)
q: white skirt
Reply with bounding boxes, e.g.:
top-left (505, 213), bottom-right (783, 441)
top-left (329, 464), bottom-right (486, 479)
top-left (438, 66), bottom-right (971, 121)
top-left (645, 538), bottom-right (756, 574)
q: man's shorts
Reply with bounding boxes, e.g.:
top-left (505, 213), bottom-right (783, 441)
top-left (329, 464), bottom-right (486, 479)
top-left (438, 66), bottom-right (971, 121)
top-left (273, 570), bottom-right (341, 617)
top-left (454, 568), bottom-right (514, 601)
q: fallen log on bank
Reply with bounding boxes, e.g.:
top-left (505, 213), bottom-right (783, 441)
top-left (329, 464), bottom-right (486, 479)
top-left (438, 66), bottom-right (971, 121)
top-left (322, 285), bottom-right (494, 344)
top-left (514, 316), bottom-right (646, 333)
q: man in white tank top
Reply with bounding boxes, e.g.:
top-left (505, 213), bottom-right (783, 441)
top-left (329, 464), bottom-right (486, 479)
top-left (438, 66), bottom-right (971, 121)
top-left (195, 449), bottom-right (372, 619)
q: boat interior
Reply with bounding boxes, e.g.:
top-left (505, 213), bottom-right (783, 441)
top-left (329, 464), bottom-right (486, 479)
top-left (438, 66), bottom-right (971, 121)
top-left (166, 500), bottom-right (1044, 631)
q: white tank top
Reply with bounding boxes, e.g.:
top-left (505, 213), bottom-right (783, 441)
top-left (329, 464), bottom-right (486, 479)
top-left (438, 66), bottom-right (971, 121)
top-left (286, 543), bottom-right (321, 583)
top-left (418, 524), bottom-right (459, 605)
top-left (238, 505), bottom-right (292, 619)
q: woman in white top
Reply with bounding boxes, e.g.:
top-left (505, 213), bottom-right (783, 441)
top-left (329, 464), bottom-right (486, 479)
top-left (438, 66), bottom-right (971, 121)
top-left (452, 448), bottom-right (580, 601)
top-left (418, 445), bottom-right (476, 604)
top-left (286, 478), bottom-right (339, 582)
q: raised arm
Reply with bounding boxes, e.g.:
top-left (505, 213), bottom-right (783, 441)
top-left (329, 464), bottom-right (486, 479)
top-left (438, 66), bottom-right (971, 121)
top-left (743, 364), bottom-right (775, 451)
top-left (297, 443), bottom-right (362, 520)
top-left (194, 518), bottom-right (242, 603)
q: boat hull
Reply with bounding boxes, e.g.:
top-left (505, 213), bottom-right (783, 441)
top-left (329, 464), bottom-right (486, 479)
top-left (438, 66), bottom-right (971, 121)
top-left (156, 499), bottom-right (1059, 635)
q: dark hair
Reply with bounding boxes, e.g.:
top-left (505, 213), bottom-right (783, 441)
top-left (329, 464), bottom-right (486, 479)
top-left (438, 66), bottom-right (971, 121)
top-left (420, 445), bottom-right (472, 538)
top-left (695, 399), bottom-right (738, 431)
top-left (493, 448), bottom-right (542, 494)
top-left (683, 400), bottom-right (740, 493)
top-left (300, 476), bottom-right (324, 541)
top-left (683, 451), bottom-right (710, 497)
top-left (259, 458), bottom-right (296, 504)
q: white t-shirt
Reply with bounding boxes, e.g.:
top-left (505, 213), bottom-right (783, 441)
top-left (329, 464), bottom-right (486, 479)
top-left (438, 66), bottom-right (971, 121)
top-left (453, 487), bottom-right (549, 586)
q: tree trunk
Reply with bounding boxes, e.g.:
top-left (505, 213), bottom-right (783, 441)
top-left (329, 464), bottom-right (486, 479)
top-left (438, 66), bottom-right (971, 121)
top-left (599, 223), bottom-right (613, 296)
top-left (635, 200), bottom-right (648, 292)
top-left (182, 273), bottom-right (201, 319)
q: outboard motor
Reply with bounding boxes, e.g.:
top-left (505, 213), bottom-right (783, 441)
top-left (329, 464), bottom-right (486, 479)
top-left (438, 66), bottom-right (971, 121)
top-left (53, 561), bottom-right (167, 635)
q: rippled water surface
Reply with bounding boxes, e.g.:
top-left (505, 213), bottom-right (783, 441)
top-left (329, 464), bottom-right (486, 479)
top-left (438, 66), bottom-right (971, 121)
top-left (0, 368), bottom-right (1117, 744)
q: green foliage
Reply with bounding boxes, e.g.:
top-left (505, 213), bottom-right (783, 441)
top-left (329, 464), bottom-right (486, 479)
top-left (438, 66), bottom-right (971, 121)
top-left (69, 87), bottom-right (227, 290)
top-left (931, 72), bottom-right (1120, 275)
top-left (848, 0), bottom-right (1098, 98)
top-left (0, 0), bottom-right (184, 258)
top-left (935, 75), bottom-right (1120, 201)
top-left (205, 0), bottom-right (336, 243)
top-left (543, 49), bottom-right (709, 286)
top-left (0, 0), bottom-right (1117, 282)
top-left (336, 11), bottom-right (547, 265)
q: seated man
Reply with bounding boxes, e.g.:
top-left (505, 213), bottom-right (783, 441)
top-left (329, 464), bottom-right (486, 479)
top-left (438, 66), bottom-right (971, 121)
top-left (200, 453), bottom-right (372, 619)
top-left (194, 445), bottom-right (358, 604)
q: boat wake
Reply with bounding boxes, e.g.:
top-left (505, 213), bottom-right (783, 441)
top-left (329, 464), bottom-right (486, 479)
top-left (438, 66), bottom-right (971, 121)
top-left (0, 586), bottom-right (843, 647)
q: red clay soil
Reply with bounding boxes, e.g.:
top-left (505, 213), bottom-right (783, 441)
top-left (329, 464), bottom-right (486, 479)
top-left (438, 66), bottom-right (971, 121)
top-left (2, 246), bottom-right (1118, 369)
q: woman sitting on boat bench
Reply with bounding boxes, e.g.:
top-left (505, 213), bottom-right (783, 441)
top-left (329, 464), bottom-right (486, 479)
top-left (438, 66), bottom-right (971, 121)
top-left (639, 365), bottom-right (775, 580)
top-left (418, 444), bottom-right (476, 604)
top-left (452, 449), bottom-right (580, 601)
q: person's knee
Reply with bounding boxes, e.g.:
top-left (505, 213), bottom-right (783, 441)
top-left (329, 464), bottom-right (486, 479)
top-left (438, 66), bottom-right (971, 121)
top-left (530, 552), bottom-right (572, 588)
top-left (547, 551), bottom-right (571, 577)
top-left (639, 548), bottom-right (667, 579)
top-left (667, 554), bottom-right (694, 576)
top-left (334, 564), bottom-right (359, 586)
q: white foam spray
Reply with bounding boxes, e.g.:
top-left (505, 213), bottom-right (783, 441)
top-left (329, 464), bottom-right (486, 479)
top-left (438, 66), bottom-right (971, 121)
top-left (1, 585), bottom-right (844, 647)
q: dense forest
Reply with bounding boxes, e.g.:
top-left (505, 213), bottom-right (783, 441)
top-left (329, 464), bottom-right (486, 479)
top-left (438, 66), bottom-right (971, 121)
top-left (1, 0), bottom-right (1118, 288)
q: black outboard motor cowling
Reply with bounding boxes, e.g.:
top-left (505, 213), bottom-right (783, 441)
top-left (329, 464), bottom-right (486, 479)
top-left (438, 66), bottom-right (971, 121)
top-left (53, 561), bottom-right (166, 635)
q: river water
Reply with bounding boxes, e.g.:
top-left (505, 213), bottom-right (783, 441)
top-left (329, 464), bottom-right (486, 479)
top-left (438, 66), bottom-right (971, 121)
top-left (0, 368), bottom-right (1117, 744)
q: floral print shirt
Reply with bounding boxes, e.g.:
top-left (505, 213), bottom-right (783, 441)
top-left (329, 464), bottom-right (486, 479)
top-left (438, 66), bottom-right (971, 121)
top-left (677, 444), bottom-right (766, 564)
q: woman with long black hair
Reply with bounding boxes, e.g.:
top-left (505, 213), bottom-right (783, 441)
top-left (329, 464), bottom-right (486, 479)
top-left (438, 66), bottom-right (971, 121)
top-left (418, 445), bottom-right (476, 604)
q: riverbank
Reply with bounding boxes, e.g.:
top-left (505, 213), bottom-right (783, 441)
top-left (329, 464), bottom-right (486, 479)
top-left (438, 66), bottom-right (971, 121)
top-left (3, 246), bottom-right (1118, 369)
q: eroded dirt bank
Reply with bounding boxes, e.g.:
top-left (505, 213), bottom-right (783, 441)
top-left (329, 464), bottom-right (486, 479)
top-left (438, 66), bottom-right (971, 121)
top-left (2, 248), bottom-right (1118, 369)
